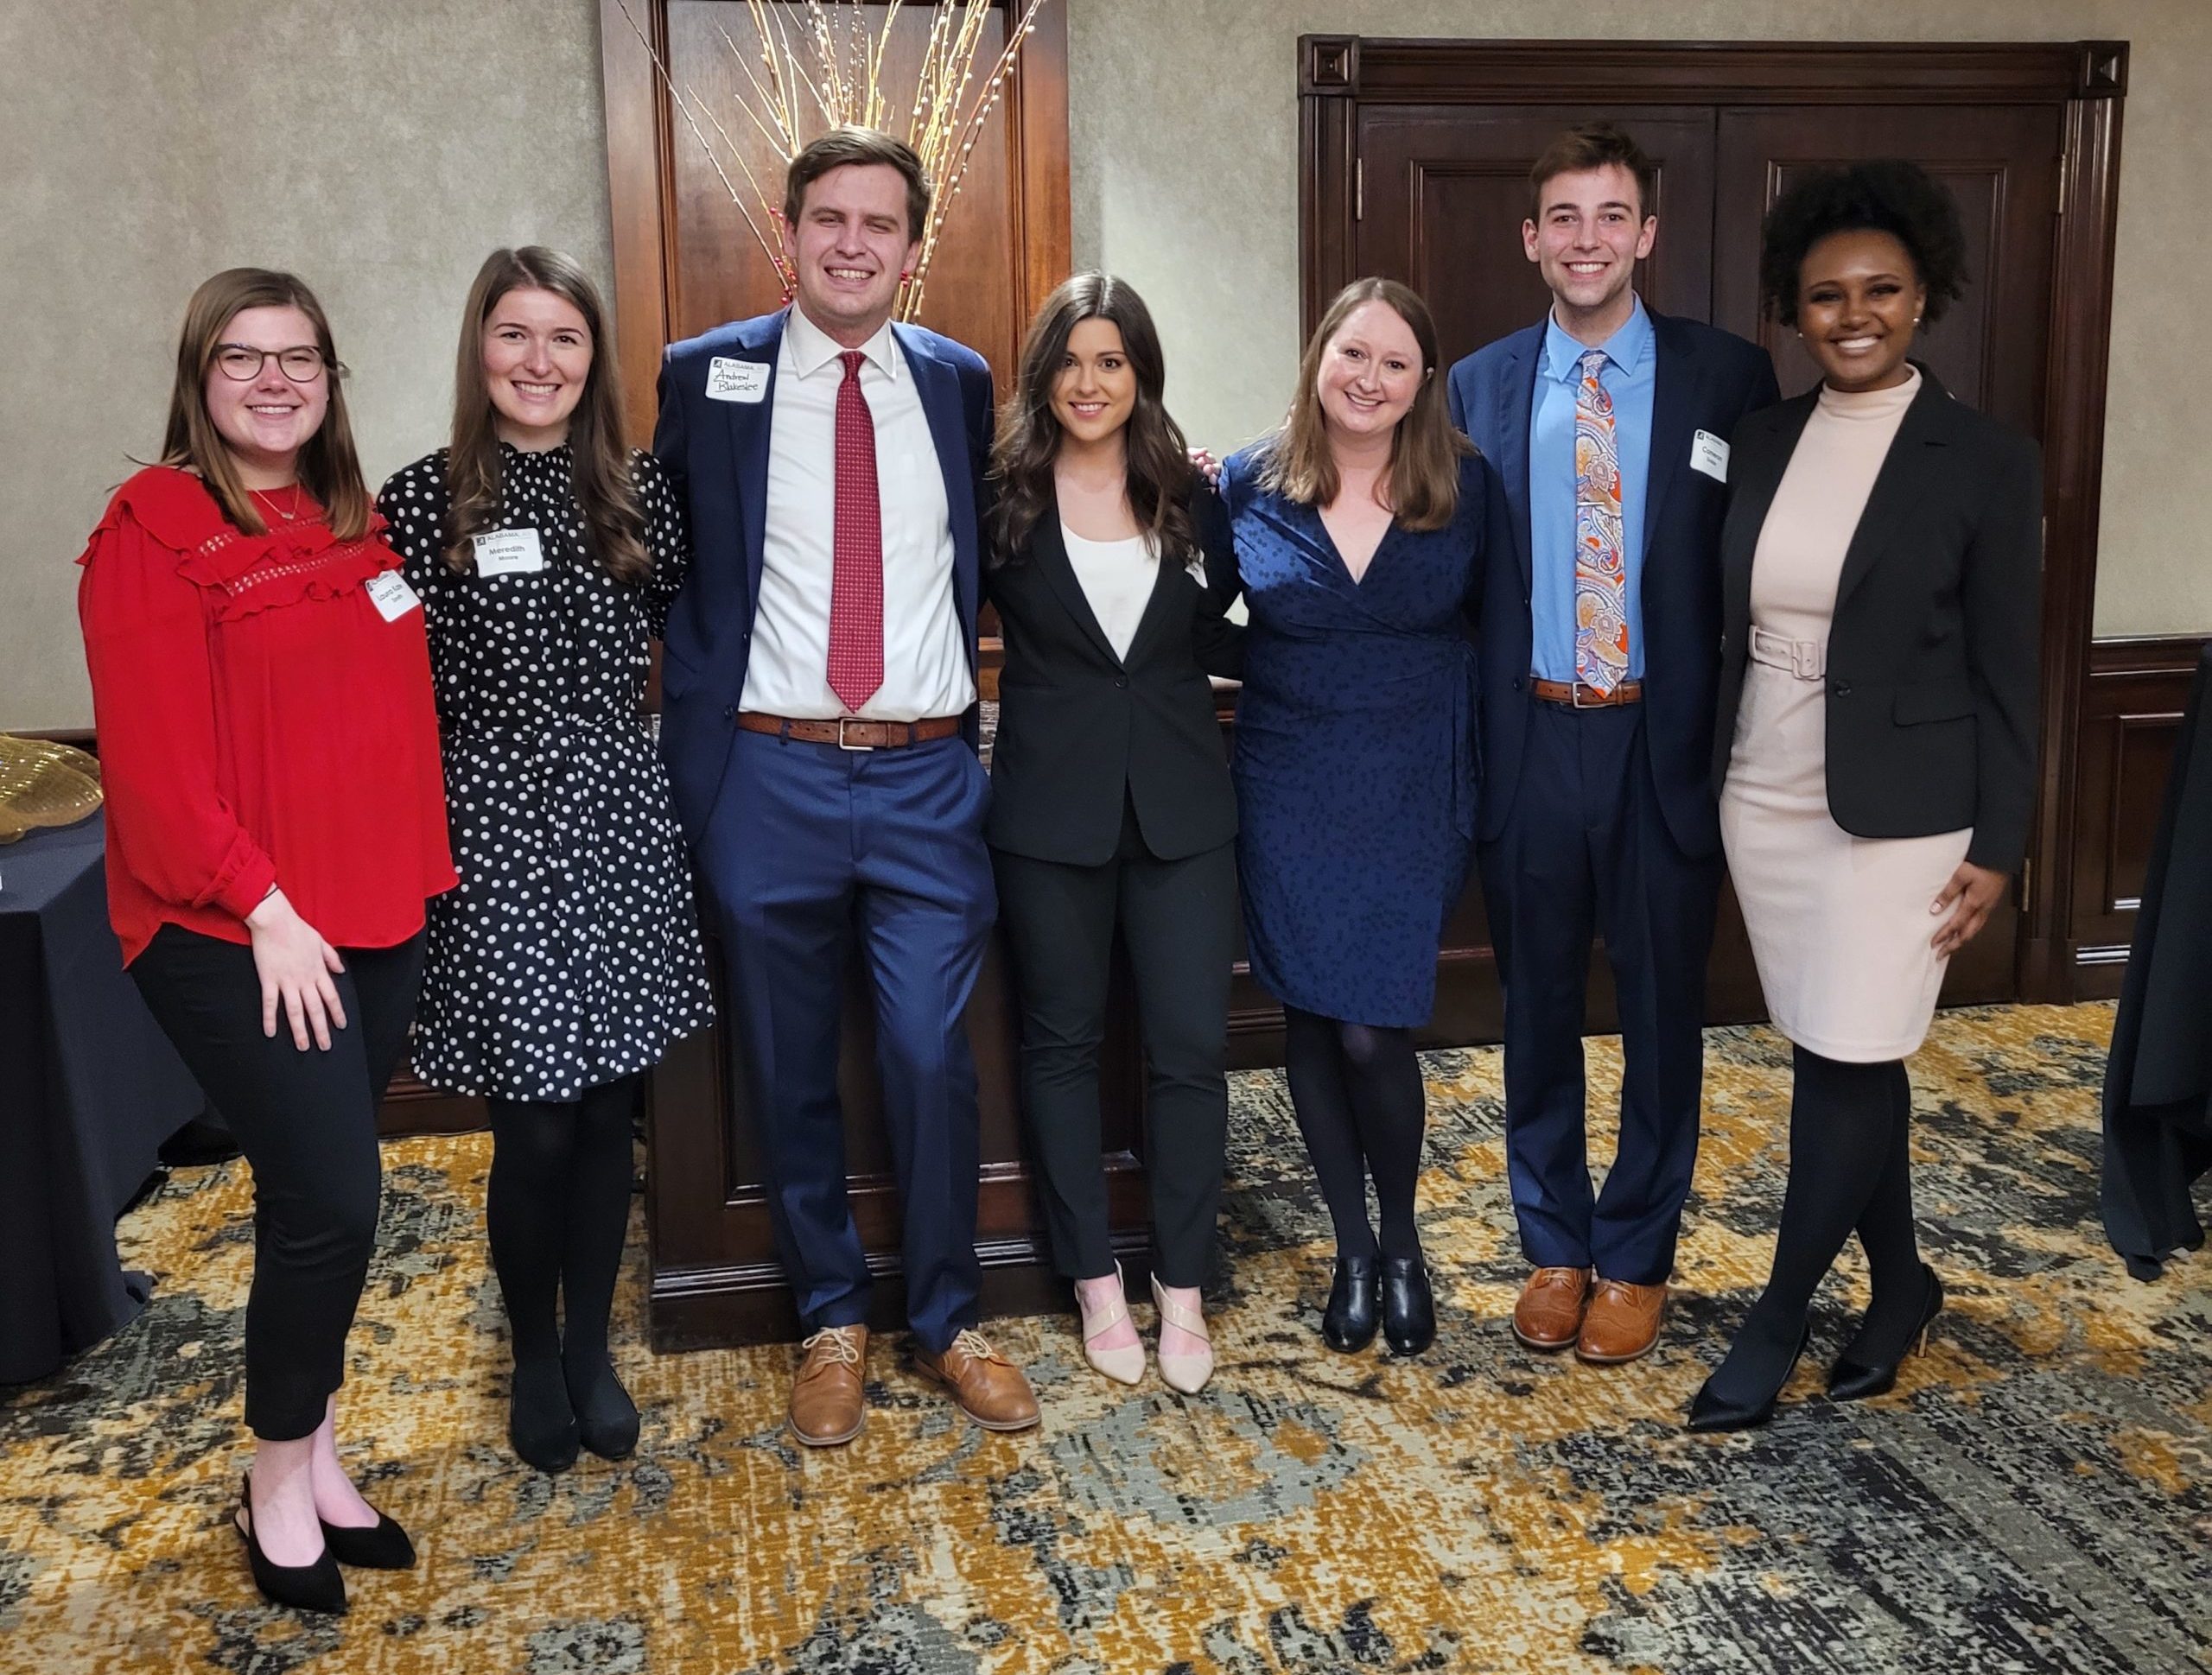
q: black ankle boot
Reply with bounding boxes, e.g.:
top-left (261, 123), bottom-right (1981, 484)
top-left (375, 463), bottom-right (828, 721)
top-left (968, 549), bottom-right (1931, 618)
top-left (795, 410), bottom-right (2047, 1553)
top-left (1381, 1256), bottom-right (1435, 1355)
top-left (1829, 1266), bottom-right (1944, 1402)
top-left (236, 1475), bottom-right (347, 1615)
top-left (565, 1354), bottom-right (641, 1461)
top-left (1321, 1255), bottom-right (1381, 1353)
top-left (510, 1357), bottom-right (580, 1473)
top-left (1687, 1323), bottom-right (1812, 1434)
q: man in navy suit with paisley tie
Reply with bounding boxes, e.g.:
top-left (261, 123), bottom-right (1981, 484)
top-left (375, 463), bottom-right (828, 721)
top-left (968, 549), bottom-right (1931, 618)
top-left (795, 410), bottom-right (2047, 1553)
top-left (1449, 123), bottom-right (1779, 1365)
top-left (654, 128), bottom-right (1038, 1443)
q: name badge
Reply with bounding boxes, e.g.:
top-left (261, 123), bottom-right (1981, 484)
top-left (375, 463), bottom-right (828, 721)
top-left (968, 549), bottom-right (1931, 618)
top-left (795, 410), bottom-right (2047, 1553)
top-left (473, 528), bottom-right (545, 576)
top-left (365, 571), bottom-right (421, 622)
top-left (1690, 429), bottom-right (1730, 483)
top-left (706, 357), bottom-right (770, 403)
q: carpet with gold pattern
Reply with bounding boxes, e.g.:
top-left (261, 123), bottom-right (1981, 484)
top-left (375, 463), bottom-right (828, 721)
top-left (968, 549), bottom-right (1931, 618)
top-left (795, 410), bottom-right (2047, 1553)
top-left (3, 1001), bottom-right (2207, 1672)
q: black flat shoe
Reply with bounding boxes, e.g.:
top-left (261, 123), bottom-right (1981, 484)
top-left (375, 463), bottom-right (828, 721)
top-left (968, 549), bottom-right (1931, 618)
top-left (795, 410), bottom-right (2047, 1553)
top-left (320, 1507), bottom-right (416, 1570)
top-left (236, 1475), bottom-right (346, 1615)
top-left (1828, 1265), bottom-right (1945, 1402)
top-left (1321, 1255), bottom-right (1381, 1353)
top-left (1686, 1325), bottom-right (1812, 1434)
top-left (510, 1358), bottom-right (580, 1474)
top-left (567, 1356), bottom-right (641, 1462)
top-left (1381, 1255), bottom-right (1435, 1356)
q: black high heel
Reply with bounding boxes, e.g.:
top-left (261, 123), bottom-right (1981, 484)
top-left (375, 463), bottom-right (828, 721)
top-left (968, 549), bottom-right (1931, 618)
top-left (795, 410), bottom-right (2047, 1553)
top-left (319, 1506), bottom-right (416, 1570)
top-left (235, 1475), bottom-right (347, 1615)
top-left (1381, 1256), bottom-right (1435, 1355)
top-left (567, 1356), bottom-right (641, 1462)
top-left (1321, 1255), bottom-right (1381, 1353)
top-left (1828, 1265), bottom-right (1945, 1402)
top-left (1686, 1324), bottom-right (1812, 1434)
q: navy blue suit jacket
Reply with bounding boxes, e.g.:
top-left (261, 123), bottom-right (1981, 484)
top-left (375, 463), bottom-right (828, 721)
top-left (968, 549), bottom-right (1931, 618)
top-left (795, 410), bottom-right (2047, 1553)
top-left (1447, 308), bottom-right (1778, 858)
top-left (652, 308), bottom-right (995, 844)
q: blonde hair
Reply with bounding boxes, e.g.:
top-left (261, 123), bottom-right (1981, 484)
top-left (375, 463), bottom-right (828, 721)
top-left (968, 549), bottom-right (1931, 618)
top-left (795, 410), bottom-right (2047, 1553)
top-left (159, 269), bottom-right (372, 541)
top-left (1260, 277), bottom-right (1471, 532)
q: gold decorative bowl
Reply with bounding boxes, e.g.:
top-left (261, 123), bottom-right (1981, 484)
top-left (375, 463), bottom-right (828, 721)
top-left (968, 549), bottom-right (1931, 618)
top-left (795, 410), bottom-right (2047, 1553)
top-left (0, 736), bottom-right (103, 844)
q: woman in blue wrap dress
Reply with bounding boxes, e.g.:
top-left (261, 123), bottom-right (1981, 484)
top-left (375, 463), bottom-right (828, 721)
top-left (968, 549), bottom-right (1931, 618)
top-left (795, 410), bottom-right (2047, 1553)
top-left (1217, 277), bottom-right (1498, 1360)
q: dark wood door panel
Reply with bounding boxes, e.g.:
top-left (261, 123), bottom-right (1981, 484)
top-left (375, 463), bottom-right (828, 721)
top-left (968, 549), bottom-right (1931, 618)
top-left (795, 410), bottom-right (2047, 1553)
top-left (1356, 106), bottom-right (1716, 364)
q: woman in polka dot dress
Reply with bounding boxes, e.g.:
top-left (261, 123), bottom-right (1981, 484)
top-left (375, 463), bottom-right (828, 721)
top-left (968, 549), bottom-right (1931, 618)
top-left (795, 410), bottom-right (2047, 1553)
top-left (378, 248), bottom-right (713, 1474)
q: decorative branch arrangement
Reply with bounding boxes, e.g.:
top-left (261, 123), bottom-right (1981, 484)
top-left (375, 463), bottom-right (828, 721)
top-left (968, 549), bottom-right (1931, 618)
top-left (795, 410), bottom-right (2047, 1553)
top-left (614, 0), bottom-right (1051, 320)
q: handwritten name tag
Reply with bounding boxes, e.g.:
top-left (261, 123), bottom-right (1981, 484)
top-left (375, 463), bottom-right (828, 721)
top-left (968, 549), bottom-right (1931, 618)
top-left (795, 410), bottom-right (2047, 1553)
top-left (706, 357), bottom-right (770, 403)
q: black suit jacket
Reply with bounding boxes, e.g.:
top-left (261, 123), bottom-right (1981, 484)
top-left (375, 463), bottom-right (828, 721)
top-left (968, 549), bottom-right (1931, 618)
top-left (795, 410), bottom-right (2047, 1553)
top-left (1713, 365), bottom-right (2044, 873)
top-left (983, 482), bottom-right (1241, 865)
top-left (1448, 308), bottom-right (1780, 859)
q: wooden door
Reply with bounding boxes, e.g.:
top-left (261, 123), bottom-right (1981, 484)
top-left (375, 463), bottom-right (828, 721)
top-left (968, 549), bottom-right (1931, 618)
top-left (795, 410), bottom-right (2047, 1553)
top-left (1708, 103), bottom-right (2065, 1005)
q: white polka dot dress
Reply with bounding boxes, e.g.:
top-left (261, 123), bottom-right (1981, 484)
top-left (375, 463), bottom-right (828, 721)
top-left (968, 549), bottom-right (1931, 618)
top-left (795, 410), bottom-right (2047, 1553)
top-left (377, 443), bottom-right (715, 1101)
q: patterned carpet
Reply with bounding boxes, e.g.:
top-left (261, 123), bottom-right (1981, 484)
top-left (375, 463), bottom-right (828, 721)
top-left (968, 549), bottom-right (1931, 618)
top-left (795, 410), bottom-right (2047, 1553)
top-left (5, 1002), bottom-right (2209, 1673)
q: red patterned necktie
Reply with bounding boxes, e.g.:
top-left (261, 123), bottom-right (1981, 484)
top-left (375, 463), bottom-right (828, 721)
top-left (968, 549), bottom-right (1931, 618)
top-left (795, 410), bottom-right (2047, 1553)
top-left (827, 349), bottom-right (885, 712)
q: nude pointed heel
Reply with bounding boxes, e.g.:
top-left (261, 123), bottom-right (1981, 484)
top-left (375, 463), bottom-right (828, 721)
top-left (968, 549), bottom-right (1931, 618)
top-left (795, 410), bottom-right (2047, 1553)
top-left (1077, 1264), bottom-right (1146, 1386)
top-left (1150, 1274), bottom-right (1214, 1396)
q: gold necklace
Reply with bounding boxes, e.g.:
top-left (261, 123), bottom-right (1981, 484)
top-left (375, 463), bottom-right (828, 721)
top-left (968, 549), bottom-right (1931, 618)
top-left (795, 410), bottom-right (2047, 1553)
top-left (250, 484), bottom-right (305, 524)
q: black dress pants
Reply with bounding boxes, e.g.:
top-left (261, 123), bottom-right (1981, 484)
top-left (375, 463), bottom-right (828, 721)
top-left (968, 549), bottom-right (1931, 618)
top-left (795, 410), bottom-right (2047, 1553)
top-left (995, 809), bottom-right (1236, 1288)
top-left (130, 923), bottom-right (425, 1441)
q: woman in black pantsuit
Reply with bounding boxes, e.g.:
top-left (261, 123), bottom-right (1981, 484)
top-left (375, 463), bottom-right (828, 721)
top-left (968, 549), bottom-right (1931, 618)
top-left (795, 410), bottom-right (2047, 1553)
top-left (986, 272), bottom-right (1242, 1394)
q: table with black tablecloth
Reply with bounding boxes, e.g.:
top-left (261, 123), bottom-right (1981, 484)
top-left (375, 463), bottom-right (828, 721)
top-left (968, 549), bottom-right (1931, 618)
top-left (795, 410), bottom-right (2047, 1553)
top-left (0, 812), bottom-right (205, 1382)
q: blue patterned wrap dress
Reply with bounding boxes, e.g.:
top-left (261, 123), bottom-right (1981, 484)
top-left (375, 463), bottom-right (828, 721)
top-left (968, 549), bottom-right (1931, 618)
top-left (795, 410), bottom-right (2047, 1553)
top-left (1218, 444), bottom-right (1494, 1028)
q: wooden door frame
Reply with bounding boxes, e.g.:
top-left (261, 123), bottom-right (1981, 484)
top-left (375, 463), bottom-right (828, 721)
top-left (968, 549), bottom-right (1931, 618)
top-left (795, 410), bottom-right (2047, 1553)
top-left (597, 0), bottom-right (1072, 447)
top-left (1300, 36), bottom-right (2129, 1004)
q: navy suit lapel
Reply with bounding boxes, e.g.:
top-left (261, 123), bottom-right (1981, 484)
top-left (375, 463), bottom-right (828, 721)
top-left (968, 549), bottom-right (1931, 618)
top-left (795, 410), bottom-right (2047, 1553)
top-left (726, 311), bottom-right (785, 607)
top-left (1640, 314), bottom-right (1696, 562)
top-left (892, 323), bottom-right (980, 664)
top-left (1496, 339), bottom-right (1538, 594)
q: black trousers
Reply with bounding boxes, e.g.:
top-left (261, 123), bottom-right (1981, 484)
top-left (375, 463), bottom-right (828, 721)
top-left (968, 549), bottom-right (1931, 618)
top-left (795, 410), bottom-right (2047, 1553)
top-left (994, 813), bottom-right (1236, 1288)
top-left (130, 924), bottom-right (425, 1441)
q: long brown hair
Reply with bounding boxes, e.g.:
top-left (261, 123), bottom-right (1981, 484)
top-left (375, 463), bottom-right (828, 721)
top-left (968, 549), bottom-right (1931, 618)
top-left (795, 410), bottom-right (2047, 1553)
top-left (158, 269), bottom-right (372, 541)
top-left (988, 272), bottom-right (1198, 568)
top-left (444, 247), bottom-right (646, 582)
top-left (1260, 277), bottom-right (1471, 532)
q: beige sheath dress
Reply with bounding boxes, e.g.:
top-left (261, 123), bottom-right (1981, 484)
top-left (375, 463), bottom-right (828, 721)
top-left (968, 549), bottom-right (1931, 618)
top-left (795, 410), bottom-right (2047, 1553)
top-left (1719, 370), bottom-right (1972, 1063)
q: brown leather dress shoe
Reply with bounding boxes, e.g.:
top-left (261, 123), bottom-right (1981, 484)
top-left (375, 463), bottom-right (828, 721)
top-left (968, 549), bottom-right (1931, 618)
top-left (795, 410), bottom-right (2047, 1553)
top-left (912, 1329), bottom-right (1040, 1431)
top-left (1512, 1267), bottom-right (1591, 1350)
top-left (1576, 1278), bottom-right (1668, 1364)
top-left (787, 1325), bottom-right (868, 1446)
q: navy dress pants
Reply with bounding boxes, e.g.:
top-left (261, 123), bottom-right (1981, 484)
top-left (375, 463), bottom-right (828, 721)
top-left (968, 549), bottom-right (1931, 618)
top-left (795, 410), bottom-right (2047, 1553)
top-left (1476, 701), bottom-right (1721, 1285)
top-left (698, 728), bottom-right (995, 1353)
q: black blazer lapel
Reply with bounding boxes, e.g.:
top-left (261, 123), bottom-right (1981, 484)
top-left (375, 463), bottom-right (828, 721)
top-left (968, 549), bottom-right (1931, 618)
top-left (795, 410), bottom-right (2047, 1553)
top-left (1833, 367), bottom-right (1954, 613)
top-left (1031, 504), bottom-right (1124, 666)
top-left (1721, 393), bottom-right (1816, 641)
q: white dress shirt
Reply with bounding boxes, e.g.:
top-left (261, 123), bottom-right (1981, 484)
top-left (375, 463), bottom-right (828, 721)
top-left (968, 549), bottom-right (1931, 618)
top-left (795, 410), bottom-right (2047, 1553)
top-left (741, 307), bottom-right (974, 720)
top-left (1060, 526), bottom-right (1159, 663)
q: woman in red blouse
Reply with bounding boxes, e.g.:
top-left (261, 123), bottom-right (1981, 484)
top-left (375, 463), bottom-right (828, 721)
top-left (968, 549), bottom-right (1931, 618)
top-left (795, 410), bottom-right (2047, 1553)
top-left (77, 270), bottom-right (455, 1615)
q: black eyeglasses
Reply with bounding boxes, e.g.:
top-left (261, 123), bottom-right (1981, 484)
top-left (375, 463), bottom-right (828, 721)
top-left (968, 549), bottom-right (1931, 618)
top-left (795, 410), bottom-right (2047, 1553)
top-left (213, 344), bottom-right (328, 383)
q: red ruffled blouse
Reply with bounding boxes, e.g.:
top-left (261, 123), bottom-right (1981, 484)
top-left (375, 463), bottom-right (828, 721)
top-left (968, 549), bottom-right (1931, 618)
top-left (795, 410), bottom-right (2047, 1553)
top-left (76, 466), bottom-right (457, 965)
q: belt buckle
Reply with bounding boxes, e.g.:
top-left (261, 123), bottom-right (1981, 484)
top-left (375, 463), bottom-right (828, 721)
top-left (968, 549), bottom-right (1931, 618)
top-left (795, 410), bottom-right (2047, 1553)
top-left (1790, 642), bottom-right (1823, 682)
top-left (836, 717), bottom-right (875, 752)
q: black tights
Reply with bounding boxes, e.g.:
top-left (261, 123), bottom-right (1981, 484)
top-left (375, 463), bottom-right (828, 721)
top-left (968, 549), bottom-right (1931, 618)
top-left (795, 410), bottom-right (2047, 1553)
top-left (1282, 1007), bottom-right (1427, 1263)
top-left (485, 1075), bottom-right (639, 1391)
top-left (1705, 1045), bottom-right (1926, 1399)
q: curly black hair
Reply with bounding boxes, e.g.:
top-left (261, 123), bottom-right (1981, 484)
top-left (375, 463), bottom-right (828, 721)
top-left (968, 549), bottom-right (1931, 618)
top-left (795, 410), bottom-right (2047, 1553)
top-left (1758, 161), bottom-right (1969, 327)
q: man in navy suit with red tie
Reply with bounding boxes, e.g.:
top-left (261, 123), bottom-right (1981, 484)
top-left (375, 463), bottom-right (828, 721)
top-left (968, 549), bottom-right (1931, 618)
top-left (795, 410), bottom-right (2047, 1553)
top-left (1449, 124), bottom-right (1779, 1365)
top-left (654, 128), bottom-right (1038, 1444)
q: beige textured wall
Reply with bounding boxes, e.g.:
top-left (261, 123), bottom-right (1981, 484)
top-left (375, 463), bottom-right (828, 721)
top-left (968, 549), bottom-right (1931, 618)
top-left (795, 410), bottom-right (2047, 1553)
top-left (1067, 0), bottom-right (2212, 642)
top-left (0, 0), bottom-right (613, 729)
top-left (4, 2), bottom-right (2204, 726)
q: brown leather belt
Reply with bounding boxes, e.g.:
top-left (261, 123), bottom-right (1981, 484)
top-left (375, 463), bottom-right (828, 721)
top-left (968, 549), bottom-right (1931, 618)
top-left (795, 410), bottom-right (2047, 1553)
top-left (1530, 676), bottom-right (1643, 708)
top-left (737, 712), bottom-right (963, 750)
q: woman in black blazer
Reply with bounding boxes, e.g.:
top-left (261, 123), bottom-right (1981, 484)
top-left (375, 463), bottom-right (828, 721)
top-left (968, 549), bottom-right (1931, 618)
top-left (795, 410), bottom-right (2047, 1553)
top-left (985, 273), bottom-right (1243, 1395)
top-left (1690, 163), bottom-right (2042, 1431)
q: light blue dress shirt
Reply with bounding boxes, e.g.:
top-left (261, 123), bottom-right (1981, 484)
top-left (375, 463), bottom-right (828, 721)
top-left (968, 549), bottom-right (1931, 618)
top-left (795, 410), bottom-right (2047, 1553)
top-left (1528, 297), bottom-right (1655, 682)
